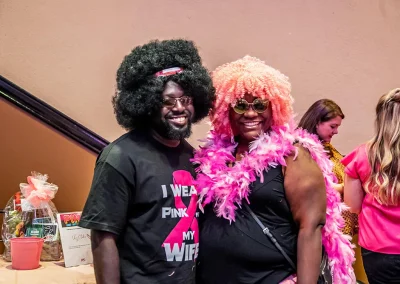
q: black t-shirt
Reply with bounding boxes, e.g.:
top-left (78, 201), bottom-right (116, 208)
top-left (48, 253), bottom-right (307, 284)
top-left (197, 166), bottom-right (297, 284)
top-left (79, 130), bottom-right (199, 284)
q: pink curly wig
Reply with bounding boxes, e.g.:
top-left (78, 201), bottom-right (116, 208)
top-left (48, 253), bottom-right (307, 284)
top-left (210, 56), bottom-right (294, 137)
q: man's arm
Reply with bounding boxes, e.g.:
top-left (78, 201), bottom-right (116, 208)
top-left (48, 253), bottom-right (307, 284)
top-left (284, 146), bottom-right (327, 284)
top-left (79, 160), bottom-right (132, 284)
top-left (91, 230), bottom-right (120, 284)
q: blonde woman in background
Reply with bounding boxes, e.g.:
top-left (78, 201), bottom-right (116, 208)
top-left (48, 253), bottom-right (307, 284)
top-left (342, 88), bottom-right (400, 284)
top-left (298, 99), bottom-right (358, 236)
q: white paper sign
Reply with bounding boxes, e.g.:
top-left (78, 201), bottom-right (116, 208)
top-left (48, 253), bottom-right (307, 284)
top-left (56, 212), bottom-right (93, 268)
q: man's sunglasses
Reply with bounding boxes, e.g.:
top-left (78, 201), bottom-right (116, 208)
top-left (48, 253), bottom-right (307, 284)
top-left (163, 96), bottom-right (193, 108)
top-left (232, 98), bottom-right (269, 114)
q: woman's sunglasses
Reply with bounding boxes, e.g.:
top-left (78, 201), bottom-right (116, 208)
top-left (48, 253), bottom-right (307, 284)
top-left (232, 98), bottom-right (269, 114)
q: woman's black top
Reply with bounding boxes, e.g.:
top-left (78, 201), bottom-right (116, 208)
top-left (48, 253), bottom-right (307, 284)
top-left (197, 165), bottom-right (298, 284)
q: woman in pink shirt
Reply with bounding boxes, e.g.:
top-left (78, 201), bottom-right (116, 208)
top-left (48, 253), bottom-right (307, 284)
top-left (342, 88), bottom-right (400, 284)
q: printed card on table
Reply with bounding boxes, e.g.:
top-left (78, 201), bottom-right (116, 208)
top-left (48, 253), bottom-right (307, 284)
top-left (56, 212), bottom-right (93, 268)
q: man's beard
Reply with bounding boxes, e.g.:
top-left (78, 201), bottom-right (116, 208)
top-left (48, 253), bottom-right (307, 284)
top-left (163, 120), bottom-right (192, 140)
top-left (152, 111), bottom-right (193, 140)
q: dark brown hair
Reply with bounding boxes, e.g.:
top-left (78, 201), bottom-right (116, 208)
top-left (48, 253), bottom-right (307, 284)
top-left (298, 99), bottom-right (344, 138)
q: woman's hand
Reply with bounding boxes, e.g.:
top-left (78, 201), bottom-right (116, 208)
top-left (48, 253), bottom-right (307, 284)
top-left (280, 274), bottom-right (297, 283)
top-left (284, 145), bottom-right (326, 284)
top-left (332, 183), bottom-right (344, 194)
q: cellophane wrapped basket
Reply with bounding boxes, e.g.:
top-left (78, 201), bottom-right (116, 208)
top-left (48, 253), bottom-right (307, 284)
top-left (2, 172), bottom-right (63, 261)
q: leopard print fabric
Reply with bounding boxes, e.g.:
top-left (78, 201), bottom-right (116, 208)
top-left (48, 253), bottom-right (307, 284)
top-left (324, 143), bottom-right (358, 236)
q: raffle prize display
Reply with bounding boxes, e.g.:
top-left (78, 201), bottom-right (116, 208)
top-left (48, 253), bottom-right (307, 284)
top-left (2, 172), bottom-right (62, 262)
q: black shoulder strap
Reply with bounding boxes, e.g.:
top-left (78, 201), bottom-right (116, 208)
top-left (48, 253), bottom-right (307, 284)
top-left (243, 203), bottom-right (296, 270)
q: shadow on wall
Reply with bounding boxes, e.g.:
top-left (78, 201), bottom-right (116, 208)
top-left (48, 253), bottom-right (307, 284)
top-left (0, 98), bottom-right (97, 253)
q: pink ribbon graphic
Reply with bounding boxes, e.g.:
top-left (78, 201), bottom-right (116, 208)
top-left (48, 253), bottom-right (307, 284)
top-left (162, 170), bottom-right (199, 247)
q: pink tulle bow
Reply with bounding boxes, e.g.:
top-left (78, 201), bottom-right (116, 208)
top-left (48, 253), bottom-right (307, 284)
top-left (20, 172), bottom-right (58, 208)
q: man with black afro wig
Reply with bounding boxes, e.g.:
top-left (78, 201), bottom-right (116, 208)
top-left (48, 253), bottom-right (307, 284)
top-left (113, 39), bottom-right (215, 140)
top-left (80, 39), bottom-right (215, 284)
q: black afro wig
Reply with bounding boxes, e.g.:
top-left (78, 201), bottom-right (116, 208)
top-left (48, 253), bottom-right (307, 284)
top-left (112, 39), bottom-right (215, 130)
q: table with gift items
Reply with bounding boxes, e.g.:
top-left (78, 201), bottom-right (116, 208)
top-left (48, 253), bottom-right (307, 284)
top-left (1, 172), bottom-right (95, 284)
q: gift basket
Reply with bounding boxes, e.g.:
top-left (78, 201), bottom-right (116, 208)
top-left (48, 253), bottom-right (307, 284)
top-left (2, 172), bottom-right (63, 261)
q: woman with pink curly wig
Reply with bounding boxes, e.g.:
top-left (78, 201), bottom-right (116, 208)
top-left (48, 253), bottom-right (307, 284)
top-left (193, 56), bottom-right (355, 283)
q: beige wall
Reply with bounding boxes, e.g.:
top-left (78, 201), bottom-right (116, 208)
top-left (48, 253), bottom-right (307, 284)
top-left (0, 98), bottom-right (97, 253)
top-left (1, 1), bottom-right (400, 154)
top-left (1, 2), bottom-right (388, 280)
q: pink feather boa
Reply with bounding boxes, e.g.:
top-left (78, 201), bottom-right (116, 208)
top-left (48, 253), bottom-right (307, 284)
top-left (192, 123), bottom-right (356, 283)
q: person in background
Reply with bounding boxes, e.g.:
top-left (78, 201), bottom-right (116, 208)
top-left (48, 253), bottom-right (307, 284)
top-left (79, 39), bottom-right (215, 284)
top-left (193, 56), bottom-right (355, 284)
top-left (342, 88), bottom-right (400, 284)
top-left (298, 99), bottom-right (358, 237)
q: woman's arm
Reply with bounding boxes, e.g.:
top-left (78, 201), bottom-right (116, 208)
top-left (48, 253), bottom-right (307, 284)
top-left (343, 174), bottom-right (364, 214)
top-left (284, 146), bottom-right (327, 284)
